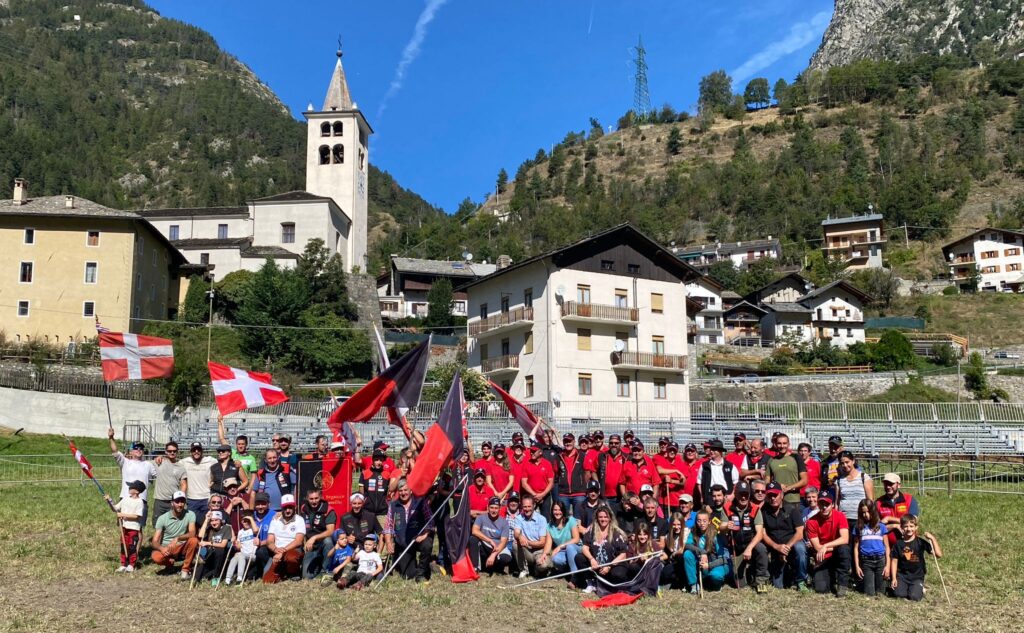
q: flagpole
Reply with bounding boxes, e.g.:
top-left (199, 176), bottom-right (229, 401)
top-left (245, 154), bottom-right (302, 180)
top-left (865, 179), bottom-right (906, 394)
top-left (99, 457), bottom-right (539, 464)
top-left (373, 473), bottom-right (469, 589)
top-left (501, 552), bottom-right (656, 589)
top-left (63, 435), bottom-right (116, 512)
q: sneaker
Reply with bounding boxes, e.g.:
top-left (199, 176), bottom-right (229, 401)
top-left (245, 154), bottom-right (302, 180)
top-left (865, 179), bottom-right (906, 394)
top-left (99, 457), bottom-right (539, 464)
top-left (438, 567), bottom-right (447, 577)
top-left (237, 577), bottom-right (245, 584)
top-left (180, 570), bottom-right (190, 580)
top-left (211, 579), bottom-right (220, 588)
top-left (116, 566), bottom-right (127, 573)
top-left (124, 565), bottom-right (134, 573)
top-left (755, 582), bottom-right (768, 594)
top-left (582, 584), bottom-right (597, 594)
top-left (690, 586), bottom-right (700, 595)
top-left (336, 578), bottom-right (348, 589)
top-left (518, 570), bottom-right (529, 579)
top-left (224, 578), bottom-right (233, 586)
top-left (836, 585), bottom-right (848, 598)
top-left (796, 581), bottom-right (810, 593)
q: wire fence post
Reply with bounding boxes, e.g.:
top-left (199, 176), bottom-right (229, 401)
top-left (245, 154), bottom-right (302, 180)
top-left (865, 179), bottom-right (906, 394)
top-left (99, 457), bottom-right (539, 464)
top-left (946, 455), bottom-right (953, 497)
top-left (917, 457), bottom-right (926, 496)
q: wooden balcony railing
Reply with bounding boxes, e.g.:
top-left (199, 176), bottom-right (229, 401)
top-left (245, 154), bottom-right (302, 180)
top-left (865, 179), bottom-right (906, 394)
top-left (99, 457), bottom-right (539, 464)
top-left (611, 351), bottom-right (687, 370)
top-left (560, 301), bottom-right (638, 322)
top-left (481, 354), bottom-right (519, 373)
top-left (469, 307), bottom-right (534, 336)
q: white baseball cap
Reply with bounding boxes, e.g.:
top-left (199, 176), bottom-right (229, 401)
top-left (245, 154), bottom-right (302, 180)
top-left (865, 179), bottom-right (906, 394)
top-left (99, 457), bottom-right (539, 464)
top-left (280, 494), bottom-right (296, 507)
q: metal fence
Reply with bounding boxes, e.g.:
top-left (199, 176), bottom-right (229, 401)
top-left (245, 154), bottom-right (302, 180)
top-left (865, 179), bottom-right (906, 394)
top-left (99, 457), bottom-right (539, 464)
top-left (0, 454), bottom-right (122, 485)
top-left (0, 367), bottom-right (166, 402)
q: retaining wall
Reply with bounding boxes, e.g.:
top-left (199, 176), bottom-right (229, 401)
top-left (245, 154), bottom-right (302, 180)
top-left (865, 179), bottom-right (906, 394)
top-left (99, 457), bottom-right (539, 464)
top-left (0, 386), bottom-right (169, 438)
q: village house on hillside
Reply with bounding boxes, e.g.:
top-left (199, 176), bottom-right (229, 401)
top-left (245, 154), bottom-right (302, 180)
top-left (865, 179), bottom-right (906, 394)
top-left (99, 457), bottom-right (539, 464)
top-left (942, 227), bottom-right (1024, 293)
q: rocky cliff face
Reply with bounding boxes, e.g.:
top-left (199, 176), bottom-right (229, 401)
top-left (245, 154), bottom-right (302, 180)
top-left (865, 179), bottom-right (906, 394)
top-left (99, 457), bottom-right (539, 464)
top-left (809, 0), bottom-right (1024, 70)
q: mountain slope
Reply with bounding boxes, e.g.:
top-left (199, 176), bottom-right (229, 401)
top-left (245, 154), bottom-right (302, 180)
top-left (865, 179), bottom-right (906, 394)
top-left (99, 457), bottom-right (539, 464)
top-left (809, 0), bottom-right (1024, 70)
top-left (0, 0), bottom-right (442, 272)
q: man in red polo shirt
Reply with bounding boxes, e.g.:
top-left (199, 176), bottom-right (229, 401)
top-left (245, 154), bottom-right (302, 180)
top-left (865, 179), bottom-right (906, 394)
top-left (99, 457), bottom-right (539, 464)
top-left (521, 446), bottom-right (555, 517)
top-left (473, 441), bottom-right (495, 475)
top-left (589, 434), bottom-right (626, 514)
top-left (468, 468), bottom-right (492, 519)
top-left (653, 441), bottom-right (686, 512)
top-left (508, 441), bottom-right (530, 495)
top-left (797, 443), bottom-right (821, 497)
top-left (726, 433), bottom-right (748, 470)
top-left (804, 489), bottom-right (850, 596)
top-left (618, 441), bottom-right (659, 500)
top-left (678, 442), bottom-right (704, 500)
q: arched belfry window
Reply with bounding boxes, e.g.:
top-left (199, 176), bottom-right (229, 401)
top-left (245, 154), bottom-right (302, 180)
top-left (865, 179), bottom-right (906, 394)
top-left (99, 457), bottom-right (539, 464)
top-left (332, 121), bottom-right (344, 136)
top-left (332, 144), bottom-right (344, 164)
top-left (319, 145), bottom-right (330, 165)
top-left (320, 122), bottom-right (331, 137)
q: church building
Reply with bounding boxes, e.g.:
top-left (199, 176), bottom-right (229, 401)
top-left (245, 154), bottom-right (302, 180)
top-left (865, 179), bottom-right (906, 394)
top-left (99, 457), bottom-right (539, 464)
top-left (141, 48), bottom-right (372, 278)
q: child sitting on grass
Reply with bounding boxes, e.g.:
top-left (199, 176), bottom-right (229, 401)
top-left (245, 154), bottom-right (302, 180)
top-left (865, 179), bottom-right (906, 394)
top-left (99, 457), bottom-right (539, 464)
top-left (323, 529), bottom-right (354, 587)
top-left (225, 514), bottom-right (257, 585)
top-left (106, 480), bottom-right (146, 573)
top-left (889, 514), bottom-right (942, 601)
top-left (337, 534), bottom-right (383, 590)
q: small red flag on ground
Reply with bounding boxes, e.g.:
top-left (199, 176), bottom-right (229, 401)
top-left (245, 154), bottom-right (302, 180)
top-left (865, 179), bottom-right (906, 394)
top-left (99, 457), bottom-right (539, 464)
top-left (99, 332), bottom-right (174, 381)
top-left (208, 362), bottom-right (289, 416)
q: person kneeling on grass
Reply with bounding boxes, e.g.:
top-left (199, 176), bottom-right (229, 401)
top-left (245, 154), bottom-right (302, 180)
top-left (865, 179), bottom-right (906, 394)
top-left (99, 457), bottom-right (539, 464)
top-left (151, 491), bottom-right (199, 579)
top-left (889, 514), bottom-right (942, 602)
top-left (323, 531), bottom-right (354, 587)
top-left (572, 505), bottom-right (629, 593)
top-left (194, 511), bottom-right (233, 586)
top-left (683, 510), bottom-right (731, 593)
top-left (105, 479), bottom-right (147, 573)
top-left (337, 534), bottom-right (383, 590)
top-left (470, 497), bottom-right (511, 575)
top-left (805, 489), bottom-right (851, 596)
top-left (263, 494), bottom-right (306, 583)
top-left (225, 514), bottom-right (258, 585)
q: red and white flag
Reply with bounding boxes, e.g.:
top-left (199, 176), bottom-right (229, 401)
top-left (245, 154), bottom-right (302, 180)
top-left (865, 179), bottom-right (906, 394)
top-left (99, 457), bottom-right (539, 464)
top-left (488, 380), bottom-right (542, 441)
top-left (68, 440), bottom-right (94, 480)
top-left (208, 362), bottom-right (289, 417)
top-left (99, 332), bottom-right (174, 381)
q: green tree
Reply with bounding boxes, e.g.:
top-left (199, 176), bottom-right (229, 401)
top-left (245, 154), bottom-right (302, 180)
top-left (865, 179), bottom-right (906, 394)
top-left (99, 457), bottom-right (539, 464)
top-left (180, 276), bottom-right (210, 324)
top-left (707, 260), bottom-right (741, 290)
top-left (698, 70), bottom-right (733, 114)
top-left (773, 78), bottom-right (790, 104)
top-left (424, 278), bottom-right (455, 331)
top-left (963, 351), bottom-right (990, 399)
top-left (743, 77), bottom-right (771, 109)
top-left (214, 270), bottom-right (254, 323)
top-left (496, 168), bottom-right (509, 194)
top-left (666, 126), bottom-right (683, 156)
top-left (735, 258), bottom-right (779, 295)
top-left (588, 117), bottom-right (604, 140)
top-left (870, 330), bottom-right (915, 371)
top-left (295, 238), bottom-right (358, 321)
top-left (849, 268), bottom-right (898, 307)
top-left (422, 362), bottom-right (490, 401)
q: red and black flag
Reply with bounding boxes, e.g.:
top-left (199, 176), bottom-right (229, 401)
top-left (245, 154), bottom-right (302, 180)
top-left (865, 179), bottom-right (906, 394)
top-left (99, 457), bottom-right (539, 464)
top-left (406, 371), bottom-right (465, 497)
top-left (326, 337), bottom-right (431, 436)
top-left (445, 477), bottom-right (480, 583)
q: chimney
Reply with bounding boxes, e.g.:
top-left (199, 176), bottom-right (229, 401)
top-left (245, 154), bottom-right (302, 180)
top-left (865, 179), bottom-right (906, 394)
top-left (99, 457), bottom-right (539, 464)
top-left (65, 195), bottom-right (75, 209)
top-left (13, 178), bottom-right (27, 205)
top-left (496, 254), bottom-right (512, 270)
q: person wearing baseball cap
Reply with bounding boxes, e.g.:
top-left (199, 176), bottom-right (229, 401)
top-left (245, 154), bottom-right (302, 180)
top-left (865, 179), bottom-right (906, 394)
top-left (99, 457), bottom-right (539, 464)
top-left (822, 436), bottom-right (844, 488)
top-left (182, 441), bottom-right (216, 527)
top-left (759, 481), bottom-right (808, 591)
top-left (619, 441), bottom-right (659, 502)
top-left (468, 468), bottom-right (492, 518)
top-left (804, 489), bottom-right (851, 596)
top-left (727, 433), bottom-right (748, 470)
top-left (250, 490), bottom-right (275, 578)
top-left (725, 481), bottom-right (769, 592)
top-left (263, 493), bottom-right (306, 583)
top-left (876, 472), bottom-right (919, 545)
top-left (585, 434), bottom-right (626, 516)
top-left (470, 496), bottom-right (512, 575)
top-left (556, 432), bottom-right (588, 519)
top-left (522, 444), bottom-right (556, 517)
top-left (383, 478), bottom-right (436, 582)
top-left (107, 426), bottom-right (157, 529)
top-left (150, 490), bottom-right (199, 579)
top-left (361, 441), bottom-right (396, 473)
top-left (576, 481), bottom-right (603, 530)
top-left (654, 440), bottom-right (686, 512)
top-left (508, 440), bottom-right (530, 496)
top-left (151, 441), bottom-right (187, 529)
top-left (696, 438), bottom-right (738, 507)
top-left (195, 509), bottom-right (233, 586)
top-left (211, 443), bottom-right (247, 497)
top-left (359, 448), bottom-right (393, 519)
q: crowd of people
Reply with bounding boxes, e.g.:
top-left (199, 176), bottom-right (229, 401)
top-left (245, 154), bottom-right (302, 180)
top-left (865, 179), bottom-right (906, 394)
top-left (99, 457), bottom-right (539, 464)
top-left (105, 422), bottom-right (943, 601)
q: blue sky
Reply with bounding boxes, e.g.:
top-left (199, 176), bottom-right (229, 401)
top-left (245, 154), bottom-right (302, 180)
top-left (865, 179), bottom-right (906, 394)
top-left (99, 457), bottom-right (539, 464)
top-left (148, 1), bottom-right (833, 212)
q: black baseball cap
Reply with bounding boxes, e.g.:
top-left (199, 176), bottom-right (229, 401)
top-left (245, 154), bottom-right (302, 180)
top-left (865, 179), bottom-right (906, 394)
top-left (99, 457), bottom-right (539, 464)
top-left (735, 482), bottom-right (751, 495)
top-left (508, 492), bottom-right (520, 502)
top-left (372, 449), bottom-right (386, 459)
top-left (684, 443), bottom-right (697, 451)
top-left (511, 431), bottom-right (524, 440)
top-left (818, 489), bottom-right (836, 505)
top-left (668, 441), bottom-right (679, 451)
top-left (765, 482), bottom-right (783, 496)
top-left (488, 496), bottom-right (502, 506)
top-left (494, 443), bottom-right (507, 453)
top-left (216, 444), bottom-right (231, 452)
top-left (131, 442), bottom-right (146, 451)
top-left (658, 436), bottom-right (670, 444)
top-left (578, 434), bottom-right (591, 444)
top-left (481, 441), bottom-right (492, 449)
top-left (586, 480), bottom-right (600, 492)
top-left (254, 492), bottom-right (270, 503)
top-left (474, 468), bottom-right (487, 478)
top-left (734, 432), bottom-right (746, 441)
top-left (562, 433), bottom-right (575, 442)
top-left (623, 429), bottom-right (635, 438)
top-left (630, 440), bottom-right (644, 451)
top-left (592, 430), bottom-right (604, 439)
top-left (828, 435), bottom-right (843, 446)
top-left (190, 442), bottom-right (203, 451)
top-left (128, 480), bottom-right (147, 493)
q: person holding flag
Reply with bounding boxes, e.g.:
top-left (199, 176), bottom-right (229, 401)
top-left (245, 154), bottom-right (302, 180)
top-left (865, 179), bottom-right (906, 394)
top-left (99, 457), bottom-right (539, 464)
top-left (108, 427), bottom-right (156, 528)
top-left (383, 479), bottom-right (436, 582)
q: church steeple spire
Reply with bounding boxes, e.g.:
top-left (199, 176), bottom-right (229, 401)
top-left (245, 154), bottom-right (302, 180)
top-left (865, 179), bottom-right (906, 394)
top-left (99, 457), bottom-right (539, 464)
top-left (322, 40), bottom-right (353, 111)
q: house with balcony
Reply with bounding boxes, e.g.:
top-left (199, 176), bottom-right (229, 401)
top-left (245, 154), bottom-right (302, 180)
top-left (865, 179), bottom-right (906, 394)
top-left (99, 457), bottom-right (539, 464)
top-left (723, 301), bottom-right (768, 345)
top-left (821, 213), bottom-right (886, 269)
top-left (677, 236), bottom-right (781, 273)
top-left (941, 228), bottom-right (1024, 293)
top-left (376, 256), bottom-right (496, 320)
top-left (744, 272), bottom-right (815, 305)
top-left (801, 280), bottom-right (873, 347)
top-left (745, 275), bottom-right (872, 349)
top-left (462, 224), bottom-right (699, 410)
top-left (685, 275), bottom-right (725, 344)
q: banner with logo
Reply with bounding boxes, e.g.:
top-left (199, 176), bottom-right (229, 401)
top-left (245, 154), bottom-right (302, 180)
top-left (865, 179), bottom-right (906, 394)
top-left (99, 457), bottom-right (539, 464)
top-left (297, 455), bottom-right (353, 520)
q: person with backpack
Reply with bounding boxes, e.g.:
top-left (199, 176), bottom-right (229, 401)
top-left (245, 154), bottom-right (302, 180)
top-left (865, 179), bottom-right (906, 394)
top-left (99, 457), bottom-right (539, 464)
top-left (835, 451), bottom-right (874, 523)
top-left (696, 439), bottom-right (738, 507)
top-left (250, 449), bottom-right (295, 513)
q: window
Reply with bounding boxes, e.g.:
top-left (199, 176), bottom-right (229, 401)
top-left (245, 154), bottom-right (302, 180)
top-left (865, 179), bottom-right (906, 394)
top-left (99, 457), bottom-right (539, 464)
top-left (847, 328), bottom-right (853, 337)
top-left (17, 301), bottom-right (29, 317)
top-left (281, 223), bottom-right (296, 244)
top-left (200, 253), bottom-right (210, 265)
top-left (501, 380), bottom-right (511, 392)
top-left (578, 373), bottom-right (593, 396)
top-left (480, 343), bottom-right (489, 360)
top-left (83, 301), bottom-right (95, 317)
top-left (23, 228), bottom-right (34, 244)
top-left (525, 375), bottom-right (534, 398)
top-left (832, 328), bottom-right (839, 337)
top-left (87, 231), bottom-right (100, 247)
top-left (150, 284), bottom-right (156, 301)
top-left (332, 144), bottom-right (344, 164)
top-left (982, 265), bottom-right (999, 273)
top-left (333, 121), bottom-right (344, 136)
top-left (577, 328), bottom-right (592, 351)
top-left (653, 379), bottom-right (667, 400)
top-left (320, 122), bottom-right (331, 136)
top-left (19, 261), bottom-right (33, 283)
top-left (627, 263), bottom-right (641, 274)
top-left (982, 250), bottom-right (998, 259)
top-left (524, 331), bottom-right (533, 354)
top-left (169, 225), bottom-right (179, 241)
top-left (616, 332), bottom-right (629, 351)
top-left (617, 375), bottom-right (630, 397)
top-left (479, 303), bottom-right (488, 319)
top-left (501, 338), bottom-right (510, 356)
top-left (217, 224), bottom-right (228, 239)
top-left (84, 262), bottom-right (97, 284)
top-left (576, 284), bottom-right (591, 304)
top-left (600, 259), bottom-right (615, 271)
top-left (501, 295), bottom-right (510, 313)
top-left (152, 249), bottom-right (157, 266)
top-left (652, 335), bottom-right (665, 355)
top-left (1006, 248), bottom-right (1020, 257)
top-left (319, 145), bottom-right (331, 165)
top-left (615, 289), bottom-right (628, 308)
top-left (1009, 263), bottom-right (1022, 272)
top-left (651, 293), bottom-right (664, 313)
top-left (524, 288), bottom-right (533, 308)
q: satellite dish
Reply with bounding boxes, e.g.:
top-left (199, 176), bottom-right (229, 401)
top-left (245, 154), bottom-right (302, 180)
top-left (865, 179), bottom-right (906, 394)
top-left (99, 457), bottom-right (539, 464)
top-left (613, 339), bottom-right (626, 352)
top-left (556, 284), bottom-right (566, 298)
top-left (552, 392), bottom-right (562, 407)
top-left (947, 253), bottom-right (955, 261)
top-left (462, 251), bottom-right (473, 261)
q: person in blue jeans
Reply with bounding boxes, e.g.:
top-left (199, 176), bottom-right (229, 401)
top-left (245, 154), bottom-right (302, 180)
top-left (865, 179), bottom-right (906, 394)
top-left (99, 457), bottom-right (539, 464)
top-left (683, 510), bottom-right (731, 593)
top-left (546, 501), bottom-right (581, 576)
top-left (760, 481), bottom-right (809, 591)
top-left (852, 499), bottom-right (889, 597)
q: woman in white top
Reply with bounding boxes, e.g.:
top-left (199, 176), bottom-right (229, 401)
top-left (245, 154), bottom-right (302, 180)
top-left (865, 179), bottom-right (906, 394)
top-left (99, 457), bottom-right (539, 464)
top-left (835, 451), bottom-right (874, 522)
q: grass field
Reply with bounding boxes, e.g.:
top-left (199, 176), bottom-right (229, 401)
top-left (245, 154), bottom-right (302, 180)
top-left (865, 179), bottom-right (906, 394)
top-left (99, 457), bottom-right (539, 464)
top-left (2, 430), bottom-right (1023, 632)
top-left (889, 293), bottom-right (1024, 348)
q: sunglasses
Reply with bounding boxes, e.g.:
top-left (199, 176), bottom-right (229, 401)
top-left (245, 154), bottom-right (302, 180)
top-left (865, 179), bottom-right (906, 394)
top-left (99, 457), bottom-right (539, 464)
top-left (609, 441), bottom-right (621, 445)
top-left (166, 449), bottom-right (178, 453)
top-left (172, 499), bottom-right (185, 504)
top-left (191, 449), bottom-right (202, 453)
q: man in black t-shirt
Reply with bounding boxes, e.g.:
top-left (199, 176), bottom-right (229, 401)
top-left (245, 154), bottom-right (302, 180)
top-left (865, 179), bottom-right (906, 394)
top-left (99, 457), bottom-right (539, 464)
top-left (300, 489), bottom-right (338, 579)
top-left (641, 498), bottom-right (669, 549)
top-left (339, 493), bottom-right (382, 548)
top-left (759, 482), bottom-right (808, 590)
top-left (577, 481), bottom-right (603, 530)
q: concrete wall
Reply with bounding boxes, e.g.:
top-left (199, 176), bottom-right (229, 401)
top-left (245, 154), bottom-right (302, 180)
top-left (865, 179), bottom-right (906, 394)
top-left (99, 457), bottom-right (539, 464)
top-left (0, 386), bottom-right (169, 438)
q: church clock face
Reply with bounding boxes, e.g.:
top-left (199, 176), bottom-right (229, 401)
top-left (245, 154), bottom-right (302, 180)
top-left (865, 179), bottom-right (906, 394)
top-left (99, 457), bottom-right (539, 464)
top-left (357, 172), bottom-right (366, 198)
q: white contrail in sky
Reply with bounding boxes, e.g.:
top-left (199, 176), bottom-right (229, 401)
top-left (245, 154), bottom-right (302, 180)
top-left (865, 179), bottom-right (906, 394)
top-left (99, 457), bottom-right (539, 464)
top-left (376, 0), bottom-right (450, 121)
top-left (730, 10), bottom-right (831, 86)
